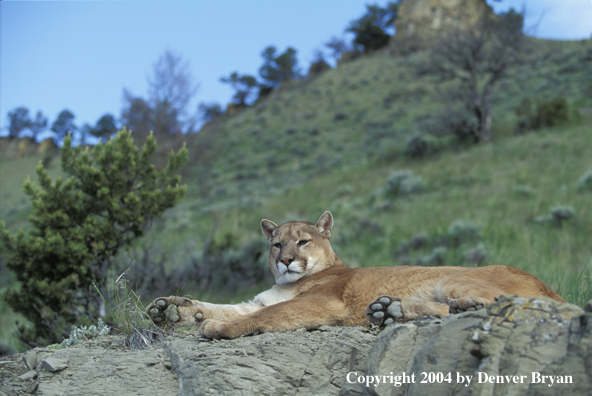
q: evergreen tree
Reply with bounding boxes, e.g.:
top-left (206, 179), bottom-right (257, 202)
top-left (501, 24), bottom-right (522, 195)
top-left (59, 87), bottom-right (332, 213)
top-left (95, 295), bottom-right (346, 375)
top-left (198, 102), bottom-right (224, 123)
top-left (324, 36), bottom-right (349, 64)
top-left (346, 2), bottom-right (399, 52)
top-left (120, 92), bottom-right (153, 138)
top-left (7, 107), bottom-right (31, 138)
top-left (29, 111), bottom-right (48, 141)
top-left (91, 114), bottom-right (118, 142)
top-left (0, 129), bottom-right (188, 346)
top-left (258, 46), bottom-right (301, 89)
top-left (220, 72), bottom-right (258, 105)
top-left (51, 109), bottom-right (77, 144)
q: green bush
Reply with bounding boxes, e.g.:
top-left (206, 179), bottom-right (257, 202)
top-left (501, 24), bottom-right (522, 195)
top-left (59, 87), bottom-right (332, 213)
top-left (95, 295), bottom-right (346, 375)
top-left (515, 96), bottom-right (569, 132)
top-left (384, 170), bottom-right (426, 196)
top-left (404, 134), bottom-right (447, 158)
top-left (576, 170), bottom-right (592, 192)
top-left (0, 130), bottom-right (187, 346)
top-left (512, 184), bottom-right (536, 197)
top-left (445, 221), bottom-right (481, 248)
top-left (535, 206), bottom-right (576, 227)
top-left (61, 318), bottom-right (111, 347)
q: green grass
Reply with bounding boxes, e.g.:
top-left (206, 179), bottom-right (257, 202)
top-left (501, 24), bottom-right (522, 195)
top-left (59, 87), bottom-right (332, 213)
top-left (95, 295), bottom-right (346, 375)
top-left (1, 37), bottom-right (591, 351)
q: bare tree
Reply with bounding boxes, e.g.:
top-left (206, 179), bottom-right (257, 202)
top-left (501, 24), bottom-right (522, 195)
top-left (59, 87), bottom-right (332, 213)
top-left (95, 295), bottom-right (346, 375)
top-left (425, 9), bottom-right (524, 142)
top-left (121, 50), bottom-right (199, 137)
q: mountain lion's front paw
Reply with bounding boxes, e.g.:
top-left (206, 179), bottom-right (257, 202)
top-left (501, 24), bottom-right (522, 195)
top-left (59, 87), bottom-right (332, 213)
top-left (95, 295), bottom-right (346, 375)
top-left (198, 319), bottom-right (240, 339)
top-left (365, 295), bottom-right (404, 328)
top-left (146, 296), bottom-right (206, 329)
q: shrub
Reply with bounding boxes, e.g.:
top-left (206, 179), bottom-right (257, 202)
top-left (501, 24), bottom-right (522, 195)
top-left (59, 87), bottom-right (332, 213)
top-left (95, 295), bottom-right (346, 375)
top-left (61, 318), bottom-right (111, 347)
top-left (535, 206), bottom-right (576, 227)
top-left (550, 206), bottom-right (576, 226)
top-left (384, 170), bottom-right (426, 196)
top-left (535, 97), bottom-right (569, 128)
top-left (463, 243), bottom-right (488, 266)
top-left (404, 134), bottom-right (446, 158)
top-left (446, 221), bottom-right (481, 248)
top-left (416, 247), bottom-right (447, 266)
top-left (515, 96), bottom-right (569, 132)
top-left (0, 129), bottom-right (187, 346)
top-left (404, 135), bottom-right (429, 158)
top-left (512, 184), bottom-right (536, 197)
top-left (576, 170), bottom-right (592, 192)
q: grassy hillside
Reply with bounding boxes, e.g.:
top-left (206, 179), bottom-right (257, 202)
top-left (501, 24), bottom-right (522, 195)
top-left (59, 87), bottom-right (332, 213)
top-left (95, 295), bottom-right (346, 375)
top-left (1, 37), bottom-right (591, 353)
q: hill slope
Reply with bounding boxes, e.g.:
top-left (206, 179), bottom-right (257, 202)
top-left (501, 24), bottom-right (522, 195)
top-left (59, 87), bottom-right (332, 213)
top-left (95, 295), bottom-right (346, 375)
top-left (1, 37), bottom-right (591, 353)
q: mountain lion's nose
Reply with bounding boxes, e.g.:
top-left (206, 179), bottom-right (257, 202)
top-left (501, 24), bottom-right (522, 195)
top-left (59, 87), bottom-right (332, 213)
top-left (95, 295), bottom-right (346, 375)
top-left (280, 257), bottom-right (293, 266)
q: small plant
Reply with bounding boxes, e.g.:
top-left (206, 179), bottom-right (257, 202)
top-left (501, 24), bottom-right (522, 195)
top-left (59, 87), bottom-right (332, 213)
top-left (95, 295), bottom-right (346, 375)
top-left (404, 134), bottom-right (446, 158)
top-left (463, 243), bottom-right (488, 266)
top-left (94, 271), bottom-right (165, 350)
top-left (576, 170), bottom-right (592, 192)
top-left (515, 96), bottom-right (569, 132)
top-left (416, 247), bottom-right (447, 266)
top-left (384, 170), bottom-right (426, 197)
top-left (512, 184), bottom-right (536, 197)
top-left (550, 206), bottom-right (576, 226)
top-left (535, 206), bottom-right (576, 227)
top-left (61, 318), bottom-right (111, 347)
top-left (446, 221), bottom-right (481, 247)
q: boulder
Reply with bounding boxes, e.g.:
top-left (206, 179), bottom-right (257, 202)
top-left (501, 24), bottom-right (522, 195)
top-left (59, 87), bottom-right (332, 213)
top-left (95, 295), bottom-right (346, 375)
top-left (390, 0), bottom-right (495, 51)
top-left (0, 296), bottom-right (590, 395)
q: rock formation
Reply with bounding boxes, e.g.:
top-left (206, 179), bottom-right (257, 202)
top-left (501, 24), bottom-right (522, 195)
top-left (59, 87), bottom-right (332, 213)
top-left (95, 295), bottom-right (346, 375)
top-left (1, 295), bottom-right (590, 395)
top-left (390, 0), bottom-right (495, 51)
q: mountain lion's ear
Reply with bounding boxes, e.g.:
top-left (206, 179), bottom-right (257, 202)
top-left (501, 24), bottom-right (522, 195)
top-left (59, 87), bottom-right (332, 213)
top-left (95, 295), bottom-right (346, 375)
top-left (261, 219), bottom-right (278, 241)
top-left (315, 211), bottom-right (334, 239)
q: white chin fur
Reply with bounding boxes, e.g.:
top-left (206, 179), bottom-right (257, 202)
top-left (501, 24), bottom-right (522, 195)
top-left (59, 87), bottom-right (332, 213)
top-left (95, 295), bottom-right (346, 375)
top-left (276, 271), bottom-right (306, 285)
top-left (275, 258), bottom-right (321, 285)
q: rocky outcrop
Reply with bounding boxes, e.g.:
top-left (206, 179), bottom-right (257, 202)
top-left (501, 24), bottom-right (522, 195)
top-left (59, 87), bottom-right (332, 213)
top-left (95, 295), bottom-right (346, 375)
top-left (0, 137), bottom-right (58, 160)
top-left (365, 295), bottom-right (591, 395)
top-left (390, 0), bottom-right (494, 51)
top-left (1, 296), bottom-right (590, 395)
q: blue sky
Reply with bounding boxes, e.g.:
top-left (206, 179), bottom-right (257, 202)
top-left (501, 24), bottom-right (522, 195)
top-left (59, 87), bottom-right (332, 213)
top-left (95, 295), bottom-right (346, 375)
top-left (1, 0), bottom-right (591, 139)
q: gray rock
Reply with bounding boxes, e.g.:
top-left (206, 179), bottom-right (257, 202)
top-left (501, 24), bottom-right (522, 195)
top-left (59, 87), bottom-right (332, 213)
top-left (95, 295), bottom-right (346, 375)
top-left (363, 295), bottom-right (591, 396)
top-left (40, 357), bottom-right (68, 372)
top-left (17, 370), bottom-right (38, 381)
top-left (166, 326), bottom-right (375, 396)
top-left (0, 296), bottom-right (590, 396)
top-left (22, 349), bottom-right (38, 370)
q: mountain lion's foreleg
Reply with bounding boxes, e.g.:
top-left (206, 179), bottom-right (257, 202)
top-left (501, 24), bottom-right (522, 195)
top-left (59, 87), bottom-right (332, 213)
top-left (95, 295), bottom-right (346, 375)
top-left (146, 296), bottom-right (262, 329)
top-left (198, 297), bottom-right (347, 339)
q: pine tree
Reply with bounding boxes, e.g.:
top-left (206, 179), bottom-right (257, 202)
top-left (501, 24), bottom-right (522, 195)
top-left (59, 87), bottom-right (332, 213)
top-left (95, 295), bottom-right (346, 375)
top-left (0, 129), bottom-right (188, 346)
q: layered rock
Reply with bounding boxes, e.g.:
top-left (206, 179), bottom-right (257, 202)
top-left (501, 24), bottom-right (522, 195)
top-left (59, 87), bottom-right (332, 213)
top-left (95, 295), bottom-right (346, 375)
top-left (1, 296), bottom-right (590, 395)
top-left (390, 0), bottom-right (495, 51)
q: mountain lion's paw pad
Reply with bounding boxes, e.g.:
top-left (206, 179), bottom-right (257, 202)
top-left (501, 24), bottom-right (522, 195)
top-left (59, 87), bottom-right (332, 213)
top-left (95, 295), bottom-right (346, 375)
top-left (365, 295), bottom-right (403, 327)
top-left (146, 296), bottom-right (191, 326)
top-left (448, 296), bottom-right (486, 314)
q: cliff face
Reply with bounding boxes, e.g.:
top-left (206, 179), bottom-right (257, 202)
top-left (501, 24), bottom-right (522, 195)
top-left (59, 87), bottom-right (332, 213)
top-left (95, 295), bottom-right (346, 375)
top-left (1, 296), bottom-right (591, 395)
top-left (391, 0), bottom-right (494, 50)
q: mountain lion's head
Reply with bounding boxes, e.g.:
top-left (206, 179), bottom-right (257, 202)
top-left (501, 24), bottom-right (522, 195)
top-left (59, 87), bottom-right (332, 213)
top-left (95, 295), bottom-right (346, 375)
top-left (260, 211), bottom-right (337, 285)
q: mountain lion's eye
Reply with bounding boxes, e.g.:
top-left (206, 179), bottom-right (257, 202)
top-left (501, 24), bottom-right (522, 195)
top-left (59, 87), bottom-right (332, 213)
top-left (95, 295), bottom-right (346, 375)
top-left (273, 243), bottom-right (281, 249)
top-left (298, 240), bottom-right (309, 247)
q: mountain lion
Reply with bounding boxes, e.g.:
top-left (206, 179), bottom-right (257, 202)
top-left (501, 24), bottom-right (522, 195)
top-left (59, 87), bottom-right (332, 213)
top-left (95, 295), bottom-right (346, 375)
top-left (146, 211), bottom-right (565, 339)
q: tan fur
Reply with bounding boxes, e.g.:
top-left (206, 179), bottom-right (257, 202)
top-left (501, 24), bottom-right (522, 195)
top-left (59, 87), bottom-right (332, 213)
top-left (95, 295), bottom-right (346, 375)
top-left (146, 211), bottom-right (565, 339)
